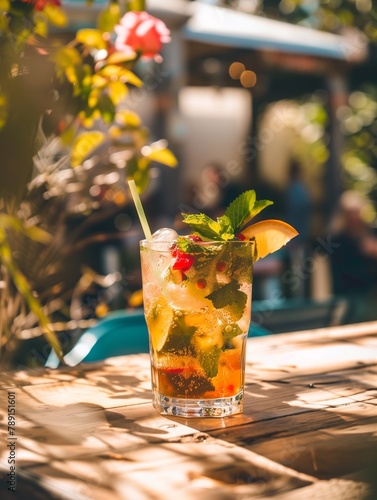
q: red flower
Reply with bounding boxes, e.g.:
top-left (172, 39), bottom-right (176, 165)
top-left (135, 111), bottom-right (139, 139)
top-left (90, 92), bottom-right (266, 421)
top-left (114, 11), bottom-right (170, 59)
top-left (21, 0), bottom-right (61, 11)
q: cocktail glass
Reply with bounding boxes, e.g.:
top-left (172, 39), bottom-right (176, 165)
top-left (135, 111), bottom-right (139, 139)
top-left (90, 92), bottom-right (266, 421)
top-left (140, 238), bottom-right (255, 417)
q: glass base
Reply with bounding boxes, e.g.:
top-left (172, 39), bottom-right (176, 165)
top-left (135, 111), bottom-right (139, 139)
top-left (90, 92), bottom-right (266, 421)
top-left (153, 390), bottom-right (244, 418)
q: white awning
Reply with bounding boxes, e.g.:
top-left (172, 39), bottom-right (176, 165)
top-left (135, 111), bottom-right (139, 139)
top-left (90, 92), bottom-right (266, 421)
top-left (182, 3), bottom-right (368, 62)
top-left (62, 0), bottom-right (367, 62)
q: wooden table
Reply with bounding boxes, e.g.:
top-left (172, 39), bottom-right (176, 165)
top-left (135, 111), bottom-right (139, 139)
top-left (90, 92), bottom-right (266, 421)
top-left (1, 321), bottom-right (377, 499)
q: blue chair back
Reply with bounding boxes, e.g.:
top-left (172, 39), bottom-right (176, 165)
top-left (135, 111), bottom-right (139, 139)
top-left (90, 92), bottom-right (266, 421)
top-left (45, 308), bottom-right (270, 367)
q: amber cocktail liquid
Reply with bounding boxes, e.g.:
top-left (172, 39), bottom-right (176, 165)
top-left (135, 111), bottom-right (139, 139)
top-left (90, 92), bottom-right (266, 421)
top-left (140, 239), bottom-right (254, 417)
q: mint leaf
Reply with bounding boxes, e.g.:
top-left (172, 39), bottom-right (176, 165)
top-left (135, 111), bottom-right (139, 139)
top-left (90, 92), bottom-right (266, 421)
top-left (181, 214), bottom-right (235, 241)
top-left (176, 236), bottom-right (219, 254)
top-left (206, 279), bottom-right (243, 308)
top-left (217, 215), bottom-right (235, 241)
top-left (182, 213), bottom-right (224, 240)
top-left (197, 347), bottom-right (222, 378)
top-left (225, 190), bottom-right (273, 234)
top-left (206, 280), bottom-right (247, 321)
top-left (160, 316), bottom-right (196, 354)
top-left (248, 199), bottom-right (275, 223)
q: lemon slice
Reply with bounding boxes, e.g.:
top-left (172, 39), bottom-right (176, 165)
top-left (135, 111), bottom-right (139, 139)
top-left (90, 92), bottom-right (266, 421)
top-left (146, 296), bottom-right (173, 351)
top-left (239, 219), bottom-right (298, 260)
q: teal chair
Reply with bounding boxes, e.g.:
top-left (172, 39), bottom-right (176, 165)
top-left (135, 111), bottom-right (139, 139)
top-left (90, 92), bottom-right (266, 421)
top-left (45, 309), bottom-right (271, 368)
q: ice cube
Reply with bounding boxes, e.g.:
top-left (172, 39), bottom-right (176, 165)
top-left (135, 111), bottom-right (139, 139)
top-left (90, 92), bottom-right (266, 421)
top-left (152, 227), bottom-right (178, 241)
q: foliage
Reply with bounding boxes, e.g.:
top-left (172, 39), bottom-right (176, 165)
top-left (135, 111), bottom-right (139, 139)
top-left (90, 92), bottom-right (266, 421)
top-left (0, 0), bottom-right (177, 367)
top-left (340, 85), bottom-right (377, 206)
top-left (223, 0), bottom-right (376, 42)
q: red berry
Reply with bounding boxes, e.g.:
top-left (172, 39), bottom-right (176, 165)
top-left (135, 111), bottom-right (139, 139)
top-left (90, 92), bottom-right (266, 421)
top-left (172, 250), bottom-right (195, 272)
top-left (216, 261), bottom-right (227, 272)
top-left (236, 233), bottom-right (246, 241)
top-left (188, 234), bottom-right (202, 242)
top-left (196, 278), bottom-right (207, 289)
top-left (170, 242), bottom-right (178, 257)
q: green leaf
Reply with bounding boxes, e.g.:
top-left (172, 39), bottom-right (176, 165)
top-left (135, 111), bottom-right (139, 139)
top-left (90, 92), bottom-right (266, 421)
top-left (97, 93), bottom-right (116, 123)
top-left (0, 234), bottom-right (63, 362)
top-left (53, 47), bottom-right (82, 73)
top-left (34, 17), bottom-right (48, 38)
top-left (43, 4), bottom-right (68, 28)
top-left (182, 213), bottom-right (223, 241)
top-left (0, 214), bottom-right (52, 244)
top-left (160, 316), bottom-right (196, 354)
top-left (107, 52), bottom-right (137, 65)
top-left (97, 2), bottom-right (122, 33)
top-left (206, 279), bottom-right (247, 321)
top-left (248, 199), bottom-right (275, 222)
top-left (197, 347), bottom-right (222, 378)
top-left (142, 147), bottom-right (178, 168)
top-left (225, 190), bottom-right (273, 234)
top-left (76, 29), bottom-right (107, 50)
top-left (217, 215), bottom-right (234, 241)
top-left (127, 0), bottom-right (146, 12)
top-left (0, 0), bottom-right (10, 12)
top-left (108, 81), bottom-right (128, 105)
top-left (176, 237), bottom-right (219, 255)
top-left (115, 110), bottom-right (141, 129)
top-left (71, 131), bottom-right (105, 167)
top-left (99, 66), bottom-right (143, 87)
top-left (131, 163), bottom-right (151, 193)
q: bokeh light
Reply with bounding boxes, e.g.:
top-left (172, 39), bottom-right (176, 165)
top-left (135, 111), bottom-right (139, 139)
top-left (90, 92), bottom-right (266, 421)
top-left (229, 62), bottom-right (245, 80)
top-left (240, 70), bottom-right (257, 88)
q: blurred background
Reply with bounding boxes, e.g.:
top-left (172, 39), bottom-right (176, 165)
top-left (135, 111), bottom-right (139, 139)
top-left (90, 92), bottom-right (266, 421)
top-left (63, 0), bottom-right (377, 325)
top-left (62, 0), bottom-right (377, 323)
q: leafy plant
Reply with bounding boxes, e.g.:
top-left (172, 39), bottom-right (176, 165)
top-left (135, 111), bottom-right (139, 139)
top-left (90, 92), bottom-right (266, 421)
top-left (0, 0), bottom-right (177, 368)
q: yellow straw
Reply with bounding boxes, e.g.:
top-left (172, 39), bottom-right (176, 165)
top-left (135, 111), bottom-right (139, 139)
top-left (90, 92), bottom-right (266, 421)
top-left (127, 180), bottom-right (152, 241)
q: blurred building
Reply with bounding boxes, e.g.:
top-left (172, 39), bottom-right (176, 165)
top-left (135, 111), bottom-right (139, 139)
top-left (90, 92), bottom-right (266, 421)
top-left (60, 0), bottom-right (372, 303)
top-left (62, 0), bottom-right (369, 222)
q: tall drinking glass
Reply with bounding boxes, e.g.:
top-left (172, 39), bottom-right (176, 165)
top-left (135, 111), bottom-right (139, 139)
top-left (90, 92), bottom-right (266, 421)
top-left (140, 239), bottom-right (254, 417)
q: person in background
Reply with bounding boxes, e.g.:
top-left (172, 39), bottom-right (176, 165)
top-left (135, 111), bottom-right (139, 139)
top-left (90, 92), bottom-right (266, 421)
top-left (284, 160), bottom-right (313, 298)
top-left (329, 190), bottom-right (377, 323)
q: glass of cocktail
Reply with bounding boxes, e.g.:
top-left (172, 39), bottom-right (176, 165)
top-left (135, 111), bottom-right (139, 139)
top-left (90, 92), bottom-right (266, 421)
top-left (129, 181), bottom-right (298, 418)
top-left (140, 237), bottom-right (255, 417)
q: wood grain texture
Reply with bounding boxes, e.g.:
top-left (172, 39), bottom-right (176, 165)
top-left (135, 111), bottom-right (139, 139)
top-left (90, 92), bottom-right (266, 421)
top-left (1, 321), bottom-right (377, 499)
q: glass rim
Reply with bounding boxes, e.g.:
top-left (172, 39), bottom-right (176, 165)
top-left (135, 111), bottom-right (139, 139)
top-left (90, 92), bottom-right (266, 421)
top-left (140, 238), bottom-right (255, 250)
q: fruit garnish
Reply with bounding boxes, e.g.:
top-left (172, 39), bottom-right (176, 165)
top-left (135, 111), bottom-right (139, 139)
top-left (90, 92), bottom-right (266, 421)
top-left (188, 234), bottom-right (202, 242)
top-left (181, 190), bottom-right (273, 242)
top-left (172, 249), bottom-right (195, 272)
top-left (179, 190), bottom-right (298, 260)
top-left (216, 261), bottom-right (227, 272)
top-left (239, 219), bottom-right (299, 260)
top-left (196, 278), bottom-right (207, 289)
top-left (146, 297), bottom-right (173, 352)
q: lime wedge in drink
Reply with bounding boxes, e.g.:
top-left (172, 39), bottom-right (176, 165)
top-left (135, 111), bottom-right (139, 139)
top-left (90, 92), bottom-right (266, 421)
top-left (146, 296), bottom-right (173, 352)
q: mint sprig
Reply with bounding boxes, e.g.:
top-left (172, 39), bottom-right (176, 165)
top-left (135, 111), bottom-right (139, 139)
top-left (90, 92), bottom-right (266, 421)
top-left (176, 236), bottom-right (219, 254)
top-left (225, 190), bottom-right (273, 234)
top-left (181, 190), bottom-right (273, 240)
top-left (181, 213), bottom-right (234, 241)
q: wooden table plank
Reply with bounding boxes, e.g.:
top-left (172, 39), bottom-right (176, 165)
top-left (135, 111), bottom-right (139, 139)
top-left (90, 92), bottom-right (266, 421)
top-left (1, 321), bottom-right (377, 499)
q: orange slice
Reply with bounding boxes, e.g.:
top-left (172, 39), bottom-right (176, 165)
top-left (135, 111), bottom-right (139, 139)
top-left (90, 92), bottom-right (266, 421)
top-left (239, 219), bottom-right (298, 260)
